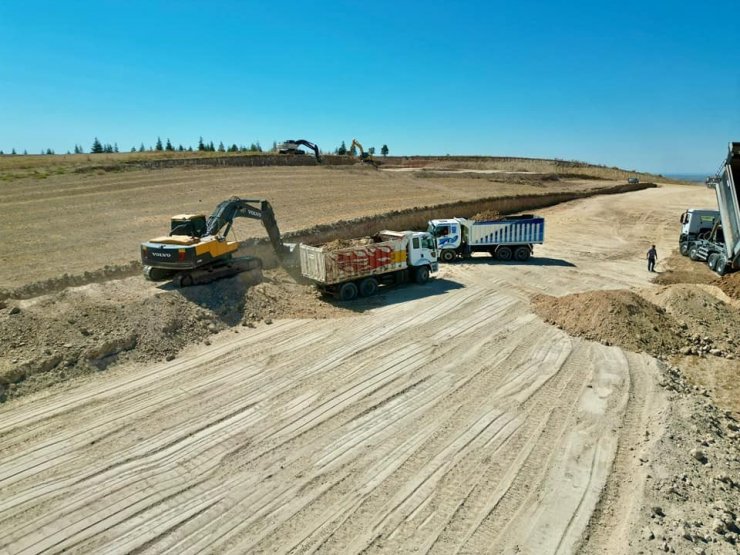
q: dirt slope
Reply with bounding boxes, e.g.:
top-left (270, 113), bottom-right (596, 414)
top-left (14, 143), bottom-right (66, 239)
top-left (0, 165), bottom-right (616, 289)
top-left (1, 184), bottom-right (739, 554)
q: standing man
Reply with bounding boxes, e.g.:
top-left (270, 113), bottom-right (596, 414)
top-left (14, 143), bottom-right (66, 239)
top-left (647, 244), bottom-right (657, 272)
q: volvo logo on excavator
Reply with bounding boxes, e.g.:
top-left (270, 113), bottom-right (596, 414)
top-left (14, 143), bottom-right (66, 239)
top-left (151, 252), bottom-right (171, 258)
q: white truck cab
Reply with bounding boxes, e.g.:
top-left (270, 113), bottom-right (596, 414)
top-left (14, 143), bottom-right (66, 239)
top-left (680, 209), bottom-right (719, 237)
top-left (427, 219), bottom-right (463, 250)
top-left (381, 230), bottom-right (439, 271)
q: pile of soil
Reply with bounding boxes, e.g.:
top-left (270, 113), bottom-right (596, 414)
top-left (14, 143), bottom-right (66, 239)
top-left (471, 210), bottom-right (501, 221)
top-left (654, 253), bottom-right (718, 287)
top-left (0, 269), bottom-right (348, 402)
top-left (534, 287), bottom-right (740, 360)
top-left (653, 252), bottom-right (740, 302)
top-left (532, 290), bottom-right (684, 356)
top-left (717, 272), bottom-right (740, 301)
top-left (642, 285), bottom-right (740, 358)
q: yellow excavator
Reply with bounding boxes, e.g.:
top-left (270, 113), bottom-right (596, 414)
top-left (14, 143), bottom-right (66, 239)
top-left (349, 139), bottom-right (380, 169)
top-left (140, 198), bottom-right (290, 287)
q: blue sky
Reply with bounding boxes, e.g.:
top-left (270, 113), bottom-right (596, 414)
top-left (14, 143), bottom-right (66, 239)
top-left (1, 0), bottom-right (737, 173)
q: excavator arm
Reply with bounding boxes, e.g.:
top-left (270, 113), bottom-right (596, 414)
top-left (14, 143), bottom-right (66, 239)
top-left (291, 139), bottom-right (321, 162)
top-left (350, 138), bottom-right (380, 169)
top-left (278, 139), bottom-right (321, 163)
top-left (205, 197), bottom-right (290, 258)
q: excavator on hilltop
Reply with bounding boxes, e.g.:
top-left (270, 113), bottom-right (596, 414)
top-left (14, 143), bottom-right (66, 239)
top-left (140, 198), bottom-right (291, 287)
top-left (277, 139), bottom-right (321, 162)
top-left (350, 138), bottom-right (380, 169)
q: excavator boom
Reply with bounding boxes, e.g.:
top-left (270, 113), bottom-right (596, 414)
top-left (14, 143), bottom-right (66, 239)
top-left (350, 138), bottom-right (380, 169)
top-left (277, 139), bottom-right (321, 162)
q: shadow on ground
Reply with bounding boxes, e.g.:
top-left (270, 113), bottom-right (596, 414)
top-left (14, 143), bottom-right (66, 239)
top-left (328, 278), bottom-right (465, 313)
top-left (453, 256), bottom-right (576, 268)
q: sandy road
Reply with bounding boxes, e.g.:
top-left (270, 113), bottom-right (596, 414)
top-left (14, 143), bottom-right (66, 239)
top-left (0, 184), bottom-right (716, 554)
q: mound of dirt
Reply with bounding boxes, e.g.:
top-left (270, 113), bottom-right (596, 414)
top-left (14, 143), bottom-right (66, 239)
top-left (653, 253), bottom-right (718, 287)
top-left (654, 252), bottom-right (740, 302)
top-left (642, 285), bottom-right (740, 359)
top-left (471, 210), bottom-right (501, 221)
top-left (717, 272), bottom-right (740, 301)
top-left (532, 290), bottom-right (685, 356)
top-left (0, 269), bottom-right (349, 402)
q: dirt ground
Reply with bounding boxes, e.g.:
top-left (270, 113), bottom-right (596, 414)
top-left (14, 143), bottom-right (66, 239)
top-left (0, 164), bottom-right (629, 290)
top-left (1, 183), bottom-right (739, 554)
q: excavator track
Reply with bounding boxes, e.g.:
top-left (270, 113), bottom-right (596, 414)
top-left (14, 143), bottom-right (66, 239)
top-left (173, 256), bottom-right (263, 288)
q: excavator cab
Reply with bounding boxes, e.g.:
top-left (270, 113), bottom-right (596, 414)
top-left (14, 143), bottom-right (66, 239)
top-left (169, 214), bottom-right (207, 238)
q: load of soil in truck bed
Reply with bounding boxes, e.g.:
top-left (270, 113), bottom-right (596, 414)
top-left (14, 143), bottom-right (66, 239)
top-left (319, 237), bottom-right (377, 251)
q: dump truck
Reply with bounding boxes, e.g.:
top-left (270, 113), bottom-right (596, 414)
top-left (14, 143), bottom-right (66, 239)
top-left (299, 230), bottom-right (438, 300)
top-left (427, 214), bottom-right (545, 262)
top-left (678, 209), bottom-right (719, 256)
top-left (683, 142), bottom-right (740, 275)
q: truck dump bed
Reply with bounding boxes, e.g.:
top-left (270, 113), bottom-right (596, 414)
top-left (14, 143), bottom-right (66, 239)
top-left (467, 216), bottom-right (545, 246)
top-left (709, 142), bottom-right (740, 266)
top-left (299, 234), bottom-right (409, 285)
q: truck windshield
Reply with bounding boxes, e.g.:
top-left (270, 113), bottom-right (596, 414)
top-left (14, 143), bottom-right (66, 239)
top-left (421, 236), bottom-right (435, 249)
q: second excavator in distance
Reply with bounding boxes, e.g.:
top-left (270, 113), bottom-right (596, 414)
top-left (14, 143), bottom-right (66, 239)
top-left (350, 139), bottom-right (380, 169)
top-left (140, 197), bottom-right (291, 287)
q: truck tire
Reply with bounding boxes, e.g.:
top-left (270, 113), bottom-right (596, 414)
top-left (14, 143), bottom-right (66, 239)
top-left (414, 266), bottom-right (430, 284)
top-left (358, 277), bottom-right (379, 297)
top-left (497, 246), bottom-right (513, 261)
top-left (337, 282), bottom-right (358, 301)
top-left (440, 249), bottom-right (456, 263)
top-left (680, 242), bottom-right (690, 256)
top-left (689, 246), bottom-right (700, 261)
top-left (514, 246), bottom-right (531, 261)
top-left (715, 255), bottom-right (728, 276)
top-left (707, 253), bottom-right (719, 270)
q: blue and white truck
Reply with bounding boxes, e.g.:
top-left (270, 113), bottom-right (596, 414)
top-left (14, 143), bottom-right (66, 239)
top-left (427, 214), bottom-right (545, 262)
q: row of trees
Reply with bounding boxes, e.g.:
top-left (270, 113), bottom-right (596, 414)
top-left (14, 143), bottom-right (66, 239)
top-left (1, 139), bottom-right (391, 157)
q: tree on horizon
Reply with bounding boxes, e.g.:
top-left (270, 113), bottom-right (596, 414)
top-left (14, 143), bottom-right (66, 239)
top-left (381, 144), bottom-right (389, 156)
top-left (91, 137), bottom-right (103, 154)
top-left (155, 137), bottom-right (163, 151)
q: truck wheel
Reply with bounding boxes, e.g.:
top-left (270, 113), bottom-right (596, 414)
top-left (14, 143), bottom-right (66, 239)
top-left (679, 242), bottom-right (690, 256)
top-left (514, 246), bottom-right (531, 261)
top-left (689, 246), bottom-right (700, 261)
top-left (440, 249), bottom-right (456, 263)
top-left (707, 253), bottom-right (719, 270)
top-left (715, 255), bottom-right (728, 276)
top-left (414, 266), bottom-right (430, 284)
top-left (497, 246), bottom-right (513, 261)
top-left (337, 282), bottom-right (358, 301)
top-left (359, 277), bottom-right (379, 297)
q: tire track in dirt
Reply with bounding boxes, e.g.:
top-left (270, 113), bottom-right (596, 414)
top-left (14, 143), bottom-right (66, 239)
top-left (0, 184), bottom-right (718, 554)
